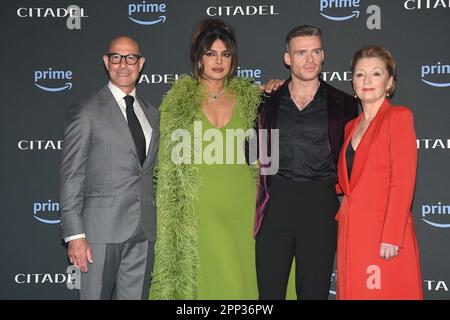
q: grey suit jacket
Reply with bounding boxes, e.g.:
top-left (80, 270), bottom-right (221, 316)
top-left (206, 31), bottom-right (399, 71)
top-left (59, 85), bottom-right (160, 243)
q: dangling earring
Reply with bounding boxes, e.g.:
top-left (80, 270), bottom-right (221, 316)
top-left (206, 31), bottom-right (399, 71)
top-left (385, 90), bottom-right (389, 97)
top-left (354, 91), bottom-right (358, 99)
top-left (198, 62), bottom-right (202, 70)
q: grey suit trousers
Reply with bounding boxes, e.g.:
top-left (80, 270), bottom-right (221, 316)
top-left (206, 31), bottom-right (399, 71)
top-left (80, 220), bottom-right (154, 300)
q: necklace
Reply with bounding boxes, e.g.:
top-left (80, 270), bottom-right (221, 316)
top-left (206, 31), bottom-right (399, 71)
top-left (207, 88), bottom-right (225, 100)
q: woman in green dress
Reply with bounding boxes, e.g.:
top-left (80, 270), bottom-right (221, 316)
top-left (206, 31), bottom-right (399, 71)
top-left (150, 19), bottom-right (261, 299)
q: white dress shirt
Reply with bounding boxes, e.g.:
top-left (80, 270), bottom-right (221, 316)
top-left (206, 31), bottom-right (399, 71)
top-left (64, 82), bottom-right (153, 243)
top-left (107, 81), bottom-right (152, 155)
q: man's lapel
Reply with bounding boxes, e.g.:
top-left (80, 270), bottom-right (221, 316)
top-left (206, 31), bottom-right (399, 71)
top-left (98, 85), bottom-right (139, 160)
top-left (137, 96), bottom-right (159, 170)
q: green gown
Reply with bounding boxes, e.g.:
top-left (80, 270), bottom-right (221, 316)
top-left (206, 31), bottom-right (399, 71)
top-left (193, 107), bottom-right (258, 299)
top-left (150, 76), bottom-right (297, 300)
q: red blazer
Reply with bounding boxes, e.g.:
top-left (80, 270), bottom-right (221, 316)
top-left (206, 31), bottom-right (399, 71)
top-left (335, 99), bottom-right (423, 299)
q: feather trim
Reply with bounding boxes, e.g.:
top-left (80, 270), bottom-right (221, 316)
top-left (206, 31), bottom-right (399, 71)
top-left (150, 75), bottom-right (261, 299)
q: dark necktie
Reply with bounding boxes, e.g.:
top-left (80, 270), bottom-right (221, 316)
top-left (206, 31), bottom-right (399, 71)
top-left (124, 95), bottom-right (146, 166)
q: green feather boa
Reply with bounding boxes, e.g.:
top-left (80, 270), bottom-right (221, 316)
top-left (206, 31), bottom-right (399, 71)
top-left (150, 75), bottom-right (261, 299)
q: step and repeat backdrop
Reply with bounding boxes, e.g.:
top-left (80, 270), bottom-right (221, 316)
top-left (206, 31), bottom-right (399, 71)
top-left (0, 0), bottom-right (449, 299)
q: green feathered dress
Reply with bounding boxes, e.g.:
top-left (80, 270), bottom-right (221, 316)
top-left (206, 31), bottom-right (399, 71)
top-left (150, 76), bottom-right (261, 299)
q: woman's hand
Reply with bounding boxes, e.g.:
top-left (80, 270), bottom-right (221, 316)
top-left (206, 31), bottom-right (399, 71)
top-left (380, 242), bottom-right (399, 260)
top-left (260, 79), bottom-right (285, 93)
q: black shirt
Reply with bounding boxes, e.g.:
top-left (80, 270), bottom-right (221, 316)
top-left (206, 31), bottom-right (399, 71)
top-left (276, 81), bottom-right (336, 181)
top-left (346, 142), bottom-right (356, 181)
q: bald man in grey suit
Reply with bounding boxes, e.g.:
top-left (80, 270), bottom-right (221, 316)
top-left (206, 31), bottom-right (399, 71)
top-left (59, 36), bottom-right (159, 299)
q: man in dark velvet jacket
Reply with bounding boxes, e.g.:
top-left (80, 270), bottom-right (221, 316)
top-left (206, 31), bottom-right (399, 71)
top-left (254, 25), bottom-right (359, 300)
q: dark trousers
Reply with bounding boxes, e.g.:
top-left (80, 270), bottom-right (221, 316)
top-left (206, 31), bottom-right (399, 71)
top-left (256, 175), bottom-right (339, 300)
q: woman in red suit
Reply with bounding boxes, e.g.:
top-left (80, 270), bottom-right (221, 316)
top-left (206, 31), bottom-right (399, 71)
top-left (335, 46), bottom-right (423, 299)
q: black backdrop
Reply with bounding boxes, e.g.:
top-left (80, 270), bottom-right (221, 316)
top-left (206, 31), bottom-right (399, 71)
top-left (1, 0), bottom-right (449, 299)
